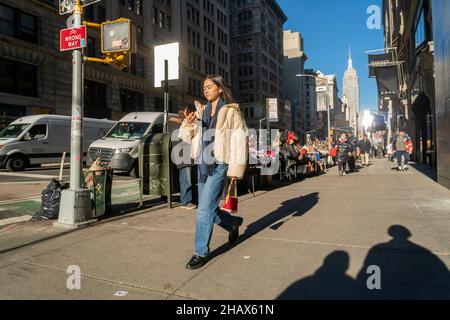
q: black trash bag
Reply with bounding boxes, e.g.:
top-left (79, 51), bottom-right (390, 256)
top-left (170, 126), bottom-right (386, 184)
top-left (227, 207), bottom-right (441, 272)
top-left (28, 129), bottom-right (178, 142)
top-left (32, 179), bottom-right (69, 221)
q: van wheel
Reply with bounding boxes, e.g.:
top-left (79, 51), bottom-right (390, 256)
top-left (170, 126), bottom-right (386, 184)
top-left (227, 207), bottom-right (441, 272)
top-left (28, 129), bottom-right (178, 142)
top-left (129, 162), bottom-right (139, 178)
top-left (7, 156), bottom-right (27, 172)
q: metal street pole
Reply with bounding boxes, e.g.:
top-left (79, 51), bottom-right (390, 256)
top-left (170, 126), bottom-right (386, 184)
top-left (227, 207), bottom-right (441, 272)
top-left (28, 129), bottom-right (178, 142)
top-left (266, 99), bottom-right (270, 153)
top-left (326, 91), bottom-right (333, 165)
top-left (70, 0), bottom-right (83, 190)
top-left (164, 59), bottom-right (169, 133)
top-left (55, 0), bottom-right (94, 228)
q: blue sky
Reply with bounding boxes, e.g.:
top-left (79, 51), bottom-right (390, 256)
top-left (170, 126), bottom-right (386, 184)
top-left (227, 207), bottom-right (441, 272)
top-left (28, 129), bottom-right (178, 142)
top-left (277, 0), bottom-right (384, 113)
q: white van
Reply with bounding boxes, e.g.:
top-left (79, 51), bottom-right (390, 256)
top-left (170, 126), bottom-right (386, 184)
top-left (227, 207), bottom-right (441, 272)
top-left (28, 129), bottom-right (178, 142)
top-left (0, 115), bottom-right (116, 171)
top-left (88, 112), bottom-right (178, 178)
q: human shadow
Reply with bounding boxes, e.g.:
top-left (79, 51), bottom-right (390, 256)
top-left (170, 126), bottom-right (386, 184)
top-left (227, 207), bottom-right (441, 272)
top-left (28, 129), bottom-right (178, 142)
top-left (208, 192), bottom-right (319, 260)
top-left (277, 251), bottom-right (362, 300)
top-left (276, 225), bottom-right (450, 300)
top-left (355, 225), bottom-right (450, 299)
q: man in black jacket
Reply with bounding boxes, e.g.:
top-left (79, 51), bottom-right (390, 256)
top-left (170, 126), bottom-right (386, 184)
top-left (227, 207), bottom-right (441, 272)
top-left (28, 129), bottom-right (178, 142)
top-left (336, 133), bottom-right (353, 176)
top-left (358, 135), bottom-right (372, 167)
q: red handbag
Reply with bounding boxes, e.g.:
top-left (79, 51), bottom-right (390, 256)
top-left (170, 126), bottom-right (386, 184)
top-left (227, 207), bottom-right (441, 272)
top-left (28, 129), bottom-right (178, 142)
top-left (221, 178), bottom-right (238, 213)
top-left (405, 140), bottom-right (413, 154)
top-left (330, 147), bottom-right (337, 157)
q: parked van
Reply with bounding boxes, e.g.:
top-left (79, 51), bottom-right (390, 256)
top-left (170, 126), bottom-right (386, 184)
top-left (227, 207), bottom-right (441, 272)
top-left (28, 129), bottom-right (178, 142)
top-left (0, 115), bottom-right (116, 171)
top-left (88, 112), bottom-right (178, 178)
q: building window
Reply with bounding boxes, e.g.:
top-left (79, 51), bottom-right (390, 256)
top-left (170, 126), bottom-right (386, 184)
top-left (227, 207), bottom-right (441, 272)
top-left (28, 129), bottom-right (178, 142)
top-left (130, 55), bottom-right (145, 78)
top-left (0, 4), bottom-right (38, 44)
top-left (158, 11), bottom-right (165, 28)
top-left (98, 6), bottom-right (106, 22)
top-left (238, 10), bottom-right (252, 22)
top-left (152, 7), bottom-right (158, 25)
top-left (121, 0), bottom-right (143, 15)
top-left (166, 15), bottom-right (172, 31)
top-left (84, 80), bottom-right (109, 119)
top-left (0, 58), bottom-right (37, 97)
top-left (131, 25), bottom-right (141, 45)
top-left (120, 89), bottom-right (144, 112)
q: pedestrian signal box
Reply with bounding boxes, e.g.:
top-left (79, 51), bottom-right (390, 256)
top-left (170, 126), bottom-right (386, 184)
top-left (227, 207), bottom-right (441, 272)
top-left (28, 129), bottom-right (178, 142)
top-left (101, 18), bottom-right (136, 54)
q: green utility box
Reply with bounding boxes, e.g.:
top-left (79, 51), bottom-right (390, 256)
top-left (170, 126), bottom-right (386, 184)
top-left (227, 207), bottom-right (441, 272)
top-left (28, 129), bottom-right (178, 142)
top-left (139, 132), bottom-right (179, 208)
top-left (83, 169), bottom-right (113, 217)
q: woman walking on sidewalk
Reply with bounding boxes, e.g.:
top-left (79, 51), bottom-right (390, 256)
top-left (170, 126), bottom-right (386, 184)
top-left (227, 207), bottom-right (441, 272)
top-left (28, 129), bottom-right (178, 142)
top-left (178, 75), bottom-right (248, 270)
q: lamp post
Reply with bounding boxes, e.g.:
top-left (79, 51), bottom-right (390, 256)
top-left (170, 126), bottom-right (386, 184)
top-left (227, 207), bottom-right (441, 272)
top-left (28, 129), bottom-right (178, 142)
top-left (296, 73), bottom-right (333, 165)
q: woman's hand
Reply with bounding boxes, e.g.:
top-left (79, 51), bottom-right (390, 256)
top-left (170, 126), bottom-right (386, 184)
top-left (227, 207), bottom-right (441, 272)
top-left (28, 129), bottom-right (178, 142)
top-left (183, 110), bottom-right (198, 125)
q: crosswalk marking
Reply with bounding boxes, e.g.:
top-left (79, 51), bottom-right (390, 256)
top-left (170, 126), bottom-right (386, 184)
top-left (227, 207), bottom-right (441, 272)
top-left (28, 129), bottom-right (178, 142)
top-left (0, 215), bottom-right (32, 227)
top-left (0, 172), bottom-right (59, 179)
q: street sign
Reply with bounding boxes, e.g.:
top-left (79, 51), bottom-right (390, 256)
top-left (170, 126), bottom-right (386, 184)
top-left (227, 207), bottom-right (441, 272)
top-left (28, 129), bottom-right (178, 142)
top-left (268, 98), bottom-right (278, 122)
top-left (316, 86), bottom-right (327, 93)
top-left (60, 25), bottom-right (87, 51)
top-left (59, 0), bottom-right (101, 15)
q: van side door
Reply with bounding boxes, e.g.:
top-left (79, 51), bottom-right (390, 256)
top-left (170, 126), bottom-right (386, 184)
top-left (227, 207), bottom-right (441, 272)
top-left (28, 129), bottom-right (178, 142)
top-left (50, 121), bottom-right (71, 163)
top-left (22, 122), bottom-right (50, 165)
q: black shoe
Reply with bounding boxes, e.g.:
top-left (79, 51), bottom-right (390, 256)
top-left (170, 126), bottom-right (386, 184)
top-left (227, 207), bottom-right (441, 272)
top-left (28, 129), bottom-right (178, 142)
top-left (186, 255), bottom-right (208, 270)
top-left (229, 217), bottom-right (243, 244)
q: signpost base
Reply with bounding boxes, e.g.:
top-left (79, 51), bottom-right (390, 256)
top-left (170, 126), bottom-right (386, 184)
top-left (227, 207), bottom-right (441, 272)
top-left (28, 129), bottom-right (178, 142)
top-left (54, 189), bottom-right (96, 229)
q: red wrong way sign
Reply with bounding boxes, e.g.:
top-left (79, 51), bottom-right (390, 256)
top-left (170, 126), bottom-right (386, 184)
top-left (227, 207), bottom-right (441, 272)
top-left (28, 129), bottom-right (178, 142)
top-left (60, 25), bottom-right (87, 51)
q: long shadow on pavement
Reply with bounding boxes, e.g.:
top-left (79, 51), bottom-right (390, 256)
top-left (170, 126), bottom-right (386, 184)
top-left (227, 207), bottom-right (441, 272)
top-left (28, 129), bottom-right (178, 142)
top-left (355, 225), bottom-right (450, 299)
top-left (208, 192), bottom-right (319, 261)
top-left (277, 251), bottom-right (363, 299)
top-left (276, 225), bottom-right (450, 300)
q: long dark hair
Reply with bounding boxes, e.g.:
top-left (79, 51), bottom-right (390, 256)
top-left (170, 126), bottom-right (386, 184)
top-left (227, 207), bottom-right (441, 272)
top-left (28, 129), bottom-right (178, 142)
top-left (205, 75), bottom-right (234, 103)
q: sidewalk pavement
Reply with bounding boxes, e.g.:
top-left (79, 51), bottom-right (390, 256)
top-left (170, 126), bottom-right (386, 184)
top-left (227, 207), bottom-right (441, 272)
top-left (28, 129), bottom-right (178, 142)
top-left (0, 159), bottom-right (449, 300)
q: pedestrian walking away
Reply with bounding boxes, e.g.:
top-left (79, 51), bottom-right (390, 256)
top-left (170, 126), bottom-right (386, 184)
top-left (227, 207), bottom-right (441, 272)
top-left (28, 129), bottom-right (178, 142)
top-left (178, 75), bottom-right (248, 270)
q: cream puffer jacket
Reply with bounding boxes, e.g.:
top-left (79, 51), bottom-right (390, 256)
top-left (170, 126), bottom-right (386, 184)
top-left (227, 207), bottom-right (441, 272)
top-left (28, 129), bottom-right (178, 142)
top-left (178, 103), bottom-right (249, 179)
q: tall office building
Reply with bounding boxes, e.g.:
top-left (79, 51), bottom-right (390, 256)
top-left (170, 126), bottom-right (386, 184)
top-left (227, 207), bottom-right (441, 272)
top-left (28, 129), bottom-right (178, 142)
top-left (283, 29), bottom-right (307, 138)
top-left (303, 68), bottom-right (317, 137)
top-left (343, 47), bottom-right (360, 134)
top-left (230, 0), bottom-right (287, 129)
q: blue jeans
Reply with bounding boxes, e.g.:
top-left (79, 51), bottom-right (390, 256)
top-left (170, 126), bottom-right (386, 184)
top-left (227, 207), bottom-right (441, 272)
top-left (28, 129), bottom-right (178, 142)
top-left (195, 164), bottom-right (237, 257)
top-left (179, 166), bottom-right (194, 205)
top-left (396, 151), bottom-right (409, 167)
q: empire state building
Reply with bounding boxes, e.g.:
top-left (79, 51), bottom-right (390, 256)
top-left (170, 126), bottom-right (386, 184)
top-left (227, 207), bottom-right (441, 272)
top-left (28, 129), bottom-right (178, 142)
top-left (343, 48), bottom-right (360, 134)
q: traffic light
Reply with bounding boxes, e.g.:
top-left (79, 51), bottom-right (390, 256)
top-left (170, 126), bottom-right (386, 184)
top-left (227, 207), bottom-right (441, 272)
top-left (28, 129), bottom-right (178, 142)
top-left (101, 18), bottom-right (136, 54)
top-left (98, 18), bottom-right (136, 70)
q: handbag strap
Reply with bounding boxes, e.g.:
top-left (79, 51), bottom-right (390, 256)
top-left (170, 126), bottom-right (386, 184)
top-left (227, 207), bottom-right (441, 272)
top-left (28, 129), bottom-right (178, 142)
top-left (226, 177), bottom-right (237, 198)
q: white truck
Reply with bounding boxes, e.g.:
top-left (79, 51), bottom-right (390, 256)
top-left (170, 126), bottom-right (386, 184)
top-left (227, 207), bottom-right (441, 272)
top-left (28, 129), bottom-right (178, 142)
top-left (0, 115), bottom-right (116, 171)
top-left (88, 112), bottom-right (178, 178)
